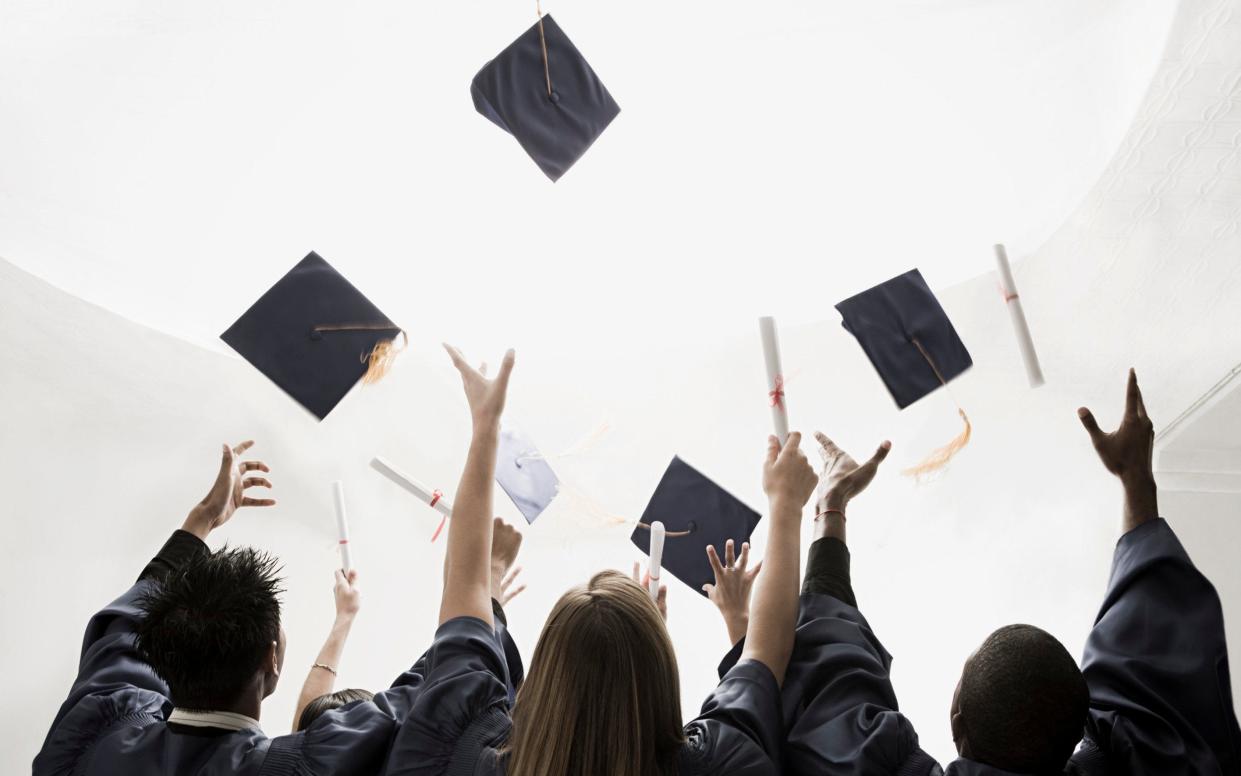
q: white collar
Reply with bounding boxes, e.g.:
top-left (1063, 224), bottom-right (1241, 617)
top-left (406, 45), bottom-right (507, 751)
top-left (168, 708), bottom-right (263, 733)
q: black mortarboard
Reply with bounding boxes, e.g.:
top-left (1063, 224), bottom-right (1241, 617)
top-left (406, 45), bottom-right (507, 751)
top-left (496, 427), bottom-right (560, 524)
top-left (629, 457), bottom-right (762, 597)
top-left (471, 13), bottom-right (620, 181)
top-left (221, 252), bottom-right (405, 420)
top-left (834, 268), bottom-right (972, 409)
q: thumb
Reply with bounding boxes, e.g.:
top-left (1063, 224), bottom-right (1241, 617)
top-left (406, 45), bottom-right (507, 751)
top-left (1078, 407), bottom-right (1103, 441)
top-left (868, 440), bottom-right (892, 467)
top-left (214, 444), bottom-right (234, 488)
top-left (765, 435), bottom-right (780, 465)
top-left (702, 583), bottom-right (715, 596)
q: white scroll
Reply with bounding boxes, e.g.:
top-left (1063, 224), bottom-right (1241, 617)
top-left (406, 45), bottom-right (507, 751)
top-left (994, 244), bottom-right (1045, 388)
top-left (759, 317), bottom-right (790, 444)
top-left (332, 481), bottom-right (353, 574)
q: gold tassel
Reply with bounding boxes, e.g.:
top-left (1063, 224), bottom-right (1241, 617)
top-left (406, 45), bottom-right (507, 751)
top-left (361, 330), bottom-right (408, 384)
top-left (903, 338), bottom-right (972, 478)
top-left (901, 407), bottom-right (972, 478)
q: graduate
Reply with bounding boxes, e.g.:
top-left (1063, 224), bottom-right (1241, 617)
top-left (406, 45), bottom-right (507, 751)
top-left (717, 369), bottom-right (1241, 775)
top-left (32, 439), bottom-right (526, 775)
top-left (384, 345), bottom-right (819, 776)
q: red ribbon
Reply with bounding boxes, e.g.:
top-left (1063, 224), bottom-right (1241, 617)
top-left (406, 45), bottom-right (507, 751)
top-left (769, 375), bottom-right (786, 410)
top-left (338, 539), bottom-right (349, 545)
top-left (430, 515), bottom-right (447, 542)
top-left (429, 490), bottom-right (442, 508)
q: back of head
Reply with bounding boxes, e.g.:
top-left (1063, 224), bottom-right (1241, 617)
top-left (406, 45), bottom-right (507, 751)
top-left (136, 546), bottom-right (283, 710)
top-left (297, 688), bottom-right (375, 731)
top-left (507, 570), bottom-right (682, 776)
top-left (955, 624), bottom-right (1089, 773)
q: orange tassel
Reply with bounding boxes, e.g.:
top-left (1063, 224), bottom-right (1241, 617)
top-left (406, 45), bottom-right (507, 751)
top-left (361, 330), bottom-right (408, 384)
top-left (901, 407), bottom-right (972, 478)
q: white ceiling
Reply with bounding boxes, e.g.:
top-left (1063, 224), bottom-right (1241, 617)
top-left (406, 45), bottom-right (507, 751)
top-left (0, 0), bottom-right (1178, 356)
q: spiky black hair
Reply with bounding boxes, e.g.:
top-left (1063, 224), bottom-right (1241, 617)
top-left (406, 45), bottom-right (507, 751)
top-left (136, 546), bottom-right (284, 710)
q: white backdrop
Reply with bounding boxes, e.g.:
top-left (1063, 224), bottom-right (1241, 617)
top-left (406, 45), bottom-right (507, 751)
top-left (4, 0), bottom-right (1241, 771)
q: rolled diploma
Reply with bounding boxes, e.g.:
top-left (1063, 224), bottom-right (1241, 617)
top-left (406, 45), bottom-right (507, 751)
top-left (370, 456), bottom-right (454, 517)
top-left (994, 244), bottom-right (1045, 388)
top-left (759, 317), bottom-right (790, 443)
top-left (648, 521), bottom-right (666, 602)
top-left (332, 481), bottom-right (353, 574)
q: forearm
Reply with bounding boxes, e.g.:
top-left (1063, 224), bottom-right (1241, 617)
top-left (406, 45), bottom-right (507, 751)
top-left (741, 499), bottom-right (801, 685)
top-left (440, 427), bottom-right (499, 625)
top-left (1122, 475), bottom-right (1158, 536)
top-left (292, 616), bottom-right (354, 729)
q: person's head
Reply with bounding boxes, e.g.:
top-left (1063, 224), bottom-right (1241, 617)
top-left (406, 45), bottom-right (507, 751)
top-left (506, 570), bottom-right (682, 776)
top-left (296, 688), bottom-right (375, 731)
top-left (951, 624), bottom-right (1089, 773)
top-left (136, 546), bottom-right (286, 712)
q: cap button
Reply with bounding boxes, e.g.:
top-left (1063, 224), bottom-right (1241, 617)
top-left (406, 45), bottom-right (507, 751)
top-left (549, 90), bottom-right (561, 104)
top-left (309, 328), bottom-right (323, 341)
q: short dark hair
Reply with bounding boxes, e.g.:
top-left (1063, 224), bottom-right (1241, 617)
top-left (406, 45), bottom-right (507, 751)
top-left (958, 624), bottom-right (1089, 773)
top-left (296, 688), bottom-right (375, 731)
top-left (136, 546), bottom-right (283, 710)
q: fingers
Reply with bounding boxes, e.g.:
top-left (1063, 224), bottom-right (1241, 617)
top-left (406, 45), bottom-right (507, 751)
top-left (866, 440), bottom-right (892, 468)
top-left (443, 343), bottom-right (472, 375)
top-left (334, 569), bottom-right (346, 586)
top-left (738, 541), bottom-right (750, 570)
top-left (1078, 407), bottom-right (1104, 442)
top-left (347, 569), bottom-right (358, 585)
top-left (503, 584), bottom-right (527, 605)
top-left (494, 349), bottom-right (516, 393)
top-left (724, 538), bottom-right (736, 568)
top-left (1125, 368), bottom-right (1141, 421)
top-left (814, 431), bottom-right (842, 462)
top-left (478, 361), bottom-right (488, 377)
top-left (706, 544), bottom-right (725, 579)
top-left (501, 566), bottom-right (523, 591)
top-left (1131, 368), bottom-right (1149, 420)
top-left (632, 561), bottom-right (641, 583)
top-left (656, 584), bottom-right (667, 610)
top-left (215, 444), bottom-right (235, 485)
top-left (241, 496), bottom-right (276, 507)
top-left (242, 477), bottom-right (272, 489)
top-left (232, 440), bottom-right (255, 456)
top-left (778, 431), bottom-right (803, 461)
top-left (765, 435), bottom-right (780, 464)
top-left (239, 461), bottom-right (270, 473)
top-left (747, 559), bottom-right (763, 580)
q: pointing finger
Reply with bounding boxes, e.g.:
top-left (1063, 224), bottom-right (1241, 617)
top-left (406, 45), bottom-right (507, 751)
top-left (1125, 368), bottom-right (1141, 421)
top-left (706, 545), bottom-right (725, 579)
top-left (232, 440), bottom-right (255, 456)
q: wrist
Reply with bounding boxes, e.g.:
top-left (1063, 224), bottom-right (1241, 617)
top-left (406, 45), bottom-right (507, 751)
top-left (333, 612), bottom-right (357, 628)
top-left (471, 424), bottom-right (500, 443)
top-left (180, 512), bottom-right (214, 542)
top-left (725, 614), bottom-right (749, 644)
top-left (822, 491), bottom-right (849, 512)
top-left (767, 496), bottom-right (804, 523)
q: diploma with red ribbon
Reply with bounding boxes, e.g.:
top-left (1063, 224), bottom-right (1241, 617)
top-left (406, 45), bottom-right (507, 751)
top-left (370, 456), bottom-right (455, 541)
top-left (994, 244), bottom-right (1044, 388)
top-left (759, 316), bottom-right (790, 444)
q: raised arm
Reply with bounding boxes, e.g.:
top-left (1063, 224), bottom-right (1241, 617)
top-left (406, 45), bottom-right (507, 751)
top-left (292, 569), bottom-right (361, 730)
top-left (740, 433), bottom-right (817, 686)
top-left (704, 539), bottom-right (761, 647)
top-left (439, 345), bottom-right (515, 626)
top-left (1074, 369), bottom-right (1241, 774)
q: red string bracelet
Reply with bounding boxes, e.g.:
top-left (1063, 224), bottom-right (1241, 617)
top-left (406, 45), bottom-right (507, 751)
top-left (815, 507), bottom-right (846, 521)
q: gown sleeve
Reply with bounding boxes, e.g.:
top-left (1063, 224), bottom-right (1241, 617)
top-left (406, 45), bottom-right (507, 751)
top-left (33, 531), bottom-right (209, 775)
top-left (679, 659), bottom-right (784, 775)
top-left (714, 593), bottom-right (941, 776)
top-left (382, 616), bottom-right (514, 776)
top-left (1074, 518), bottom-right (1241, 776)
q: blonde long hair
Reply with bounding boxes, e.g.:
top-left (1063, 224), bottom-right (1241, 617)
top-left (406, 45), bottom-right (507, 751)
top-left (505, 570), bottom-right (684, 776)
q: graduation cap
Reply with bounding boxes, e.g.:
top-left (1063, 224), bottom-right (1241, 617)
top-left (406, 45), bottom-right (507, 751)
top-left (496, 427), bottom-right (560, 524)
top-left (471, 11), bottom-right (620, 181)
top-left (629, 457), bottom-right (762, 597)
top-left (835, 268), bottom-right (973, 476)
top-left (221, 252), bottom-right (405, 420)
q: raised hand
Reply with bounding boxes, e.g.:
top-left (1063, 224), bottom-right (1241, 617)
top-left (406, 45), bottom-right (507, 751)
top-left (183, 440), bottom-right (275, 540)
top-left (632, 561), bottom-right (669, 621)
top-left (496, 567), bottom-right (527, 607)
top-left (444, 344), bottom-right (515, 431)
top-left (704, 539), bottom-right (761, 646)
top-left (333, 569), bottom-right (362, 621)
top-left (815, 432), bottom-right (891, 513)
top-left (1078, 368), bottom-right (1159, 532)
top-left (763, 432), bottom-right (818, 513)
top-left (490, 517), bottom-right (525, 604)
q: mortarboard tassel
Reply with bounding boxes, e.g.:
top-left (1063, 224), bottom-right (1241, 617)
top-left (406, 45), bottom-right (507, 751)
top-left (902, 338), bottom-right (972, 478)
top-left (536, 0), bottom-right (553, 97)
top-left (311, 324), bottom-right (408, 384)
top-left (636, 521), bottom-right (694, 537)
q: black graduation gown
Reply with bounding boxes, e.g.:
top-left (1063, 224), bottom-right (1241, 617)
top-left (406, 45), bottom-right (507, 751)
top-left (382, 616), bottom-right (787, 775)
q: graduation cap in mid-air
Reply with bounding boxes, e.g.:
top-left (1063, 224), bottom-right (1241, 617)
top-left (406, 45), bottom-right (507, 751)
top-left (630, 457), bottom-right (762, 597)
top-left (835, 268), bottom-right (973, 476)
top-left (471, 12), bottom-right (620, 181)
top-left (221, 252), bottom-right (406, 420)
top-left (496, 427), bottom-right (560, 524)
